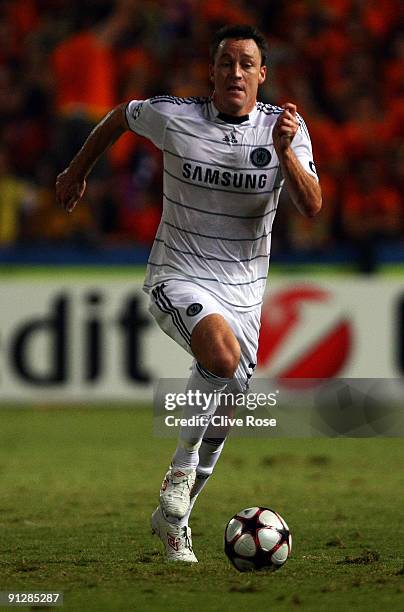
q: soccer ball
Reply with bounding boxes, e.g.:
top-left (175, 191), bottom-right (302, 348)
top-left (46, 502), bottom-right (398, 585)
top-left (224, 506), bottom-right (292, 572)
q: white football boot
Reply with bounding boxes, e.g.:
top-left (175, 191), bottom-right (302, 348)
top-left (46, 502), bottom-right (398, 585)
top-left (151, 506), bottom-right (198, 562)
top-left (159, 466), bottom-right (196, 519)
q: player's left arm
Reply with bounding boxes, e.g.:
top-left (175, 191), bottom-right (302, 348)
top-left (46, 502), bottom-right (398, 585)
top-left (273, 103), bottom-right (322, 218)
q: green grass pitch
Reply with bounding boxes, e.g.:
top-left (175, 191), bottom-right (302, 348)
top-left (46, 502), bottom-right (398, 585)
top-left (0, 406), bottom-right (403, 611)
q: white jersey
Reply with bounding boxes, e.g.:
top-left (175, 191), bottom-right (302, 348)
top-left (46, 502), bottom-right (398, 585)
top-left (126, 96), bottom-right (318, 310)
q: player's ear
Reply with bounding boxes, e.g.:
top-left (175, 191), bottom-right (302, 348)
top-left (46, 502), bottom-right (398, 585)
top-left (258, 65), bottom-right (267, 86)
top-left (209, 64), bottom-right (215, 83)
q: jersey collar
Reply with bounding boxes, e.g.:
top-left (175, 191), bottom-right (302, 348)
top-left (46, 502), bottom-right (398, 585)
top-left (217, 112), bottom-right (249, 124)
top-left (209, 100), bottom-right (258, 125)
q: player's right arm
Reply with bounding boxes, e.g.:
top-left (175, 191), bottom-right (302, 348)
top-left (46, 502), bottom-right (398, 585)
top-left (56, 103), bottom-right (128, 213)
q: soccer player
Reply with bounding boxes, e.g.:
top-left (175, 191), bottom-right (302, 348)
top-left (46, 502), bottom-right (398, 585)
top-left (56, 24), bottom-right (321, 563)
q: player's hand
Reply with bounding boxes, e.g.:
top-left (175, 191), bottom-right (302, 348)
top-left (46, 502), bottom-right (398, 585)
top-left (273, 102), bottom-right (299, 155)
top-left (56, 168), bottom-right (87, 213)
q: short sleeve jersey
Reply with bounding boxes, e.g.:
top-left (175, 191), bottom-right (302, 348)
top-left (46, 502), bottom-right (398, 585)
top-left (126, 96), bottom-right (318, 310)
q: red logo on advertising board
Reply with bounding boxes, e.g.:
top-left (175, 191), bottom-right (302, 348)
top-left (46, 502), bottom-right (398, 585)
top-left (257, 284), bottom-right (352, 382)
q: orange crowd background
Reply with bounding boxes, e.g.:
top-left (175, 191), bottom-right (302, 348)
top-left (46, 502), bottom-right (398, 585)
top-left (0, 0), bottom-right (402, 270)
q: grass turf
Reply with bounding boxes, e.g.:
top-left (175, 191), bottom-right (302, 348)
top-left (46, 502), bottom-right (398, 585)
top-left (0, 406), bottom-right (403, 611)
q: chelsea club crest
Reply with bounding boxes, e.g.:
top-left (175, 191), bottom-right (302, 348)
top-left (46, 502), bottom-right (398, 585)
top-left (250, 147), bottom-right (272, 167)
top-left (186, 303), bottom-right (203, 316)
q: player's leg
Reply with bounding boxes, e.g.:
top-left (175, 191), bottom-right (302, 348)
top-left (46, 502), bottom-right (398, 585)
top-left (175, 398), bottom-right (234, 528)
top-left (160, 313), bottom-right (240, 519)
top-left (169, 313), bottom-right (239, 468)
top-left (177, 308), bottom-right (261, 529)
top-left (149, 282), bottom-right (240, 561)
top-left (154, 381), bottom-right (233, 563)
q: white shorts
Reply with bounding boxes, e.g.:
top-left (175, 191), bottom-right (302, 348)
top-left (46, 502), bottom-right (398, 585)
top-left (148, 280), bottom-right (261, 391)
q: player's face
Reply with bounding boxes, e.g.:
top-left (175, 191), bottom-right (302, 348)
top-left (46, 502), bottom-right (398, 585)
top-left (210, 38), bottom-right (266, 116)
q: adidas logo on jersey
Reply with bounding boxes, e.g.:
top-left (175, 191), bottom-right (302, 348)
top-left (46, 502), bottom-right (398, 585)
top-left (223, 131), bottom-right (238, 144)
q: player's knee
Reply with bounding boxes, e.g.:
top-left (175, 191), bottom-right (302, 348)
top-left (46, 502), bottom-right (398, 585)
top-left (191, 314), bottom-right (240, 378)
top-left (208, 344), bottom-right (240, 379)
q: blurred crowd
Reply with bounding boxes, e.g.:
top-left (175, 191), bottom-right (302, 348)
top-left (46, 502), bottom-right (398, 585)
top-left (0, 0), bottom-right (403, 270)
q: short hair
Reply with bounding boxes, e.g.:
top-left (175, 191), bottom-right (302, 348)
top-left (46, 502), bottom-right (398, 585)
top-left (210, 25), bottom-right (269, 67)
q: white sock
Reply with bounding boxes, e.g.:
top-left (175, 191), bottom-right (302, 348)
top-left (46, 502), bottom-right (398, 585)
top-left (171, 362), bottom-right (230, 471)
top-left (171, 437), bottom-right (226, 527)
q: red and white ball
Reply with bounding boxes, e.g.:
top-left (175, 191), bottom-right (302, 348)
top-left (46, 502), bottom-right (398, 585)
top-left (224, 507), bottom-right (292, 572)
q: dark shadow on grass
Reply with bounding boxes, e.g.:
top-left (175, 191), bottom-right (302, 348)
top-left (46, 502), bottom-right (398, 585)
top-left (338, 550), bottom-right (380, 564)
